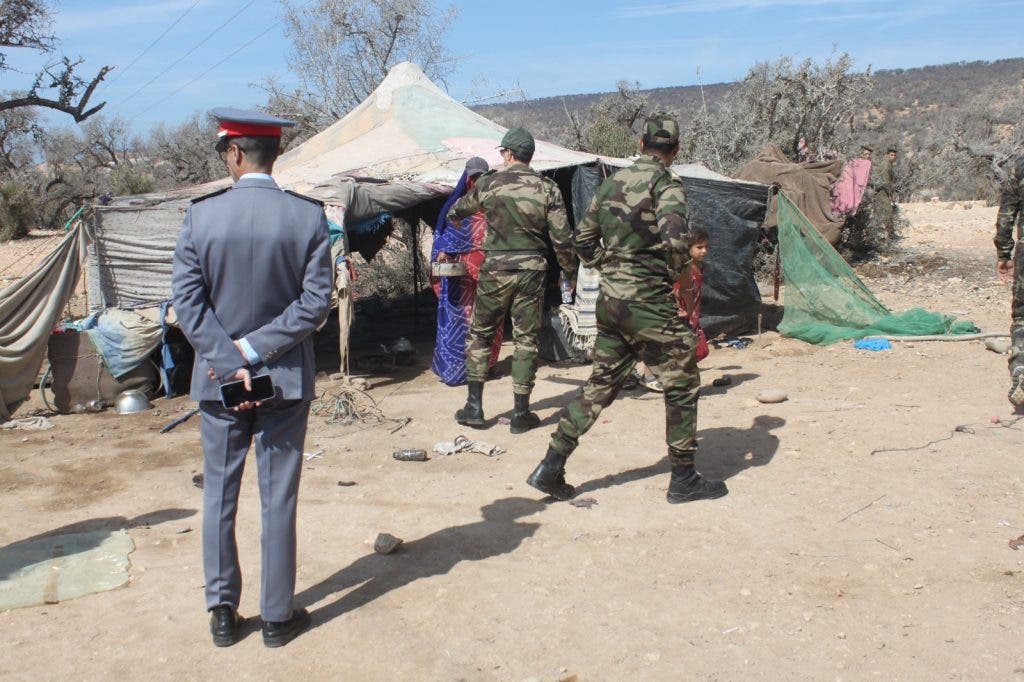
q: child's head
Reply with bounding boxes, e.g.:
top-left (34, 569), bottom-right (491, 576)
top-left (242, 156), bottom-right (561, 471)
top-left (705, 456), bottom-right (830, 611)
top-left (689, 226), bottom-right (709, 263)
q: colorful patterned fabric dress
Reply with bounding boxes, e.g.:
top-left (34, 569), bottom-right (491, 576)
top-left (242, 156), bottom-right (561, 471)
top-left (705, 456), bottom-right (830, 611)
top-left (431, 173), bottom-right (503, 385)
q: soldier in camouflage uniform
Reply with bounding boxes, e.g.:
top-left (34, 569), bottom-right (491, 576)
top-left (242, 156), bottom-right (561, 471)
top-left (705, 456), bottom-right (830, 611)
top-left (995, 153), bottom-right (1024, 408)
top-left (868, 146), bottom-right (900, 242)
top-left (447, 128), bottom-right (576, 433)
top-left (526, 113), bottom-right (728, 505)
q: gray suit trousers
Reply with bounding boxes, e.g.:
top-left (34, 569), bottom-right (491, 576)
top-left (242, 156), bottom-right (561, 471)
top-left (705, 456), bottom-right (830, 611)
top-left (200, 398), bottom-right (310, 622)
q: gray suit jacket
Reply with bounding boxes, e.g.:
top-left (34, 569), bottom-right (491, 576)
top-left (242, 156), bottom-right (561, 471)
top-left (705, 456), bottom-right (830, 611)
top-left (171, 176), bottom-right (333, 402)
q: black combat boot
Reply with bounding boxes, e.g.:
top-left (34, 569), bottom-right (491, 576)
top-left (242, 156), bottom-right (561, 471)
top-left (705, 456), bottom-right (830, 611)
top-left (526, 447), bottom-right (576, 501)
top-left (509, 393), bottom-right (541, 434)
top-left (455, 381), bottom-right (486, 428)
top-left (666, 463), bottom-right (728, 504)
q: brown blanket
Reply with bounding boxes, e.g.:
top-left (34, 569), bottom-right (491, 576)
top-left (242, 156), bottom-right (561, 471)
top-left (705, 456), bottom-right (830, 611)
top-left (734, 144), bottom-right (845, 244)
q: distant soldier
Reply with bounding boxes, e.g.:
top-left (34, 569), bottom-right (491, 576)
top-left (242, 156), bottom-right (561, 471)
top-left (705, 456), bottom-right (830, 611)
top-left (526, 113), bottom-right (728, 505)
top-left (995, 153), bottom-right (1024, 407)
top-left (869, 145), bottom-right (900, 241)
top-left (447, 128), bottom-right (576, 433)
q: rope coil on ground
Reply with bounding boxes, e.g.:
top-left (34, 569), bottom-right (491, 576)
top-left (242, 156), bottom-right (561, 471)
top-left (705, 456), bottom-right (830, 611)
top-left (311, 386), bottom-right (410, 434)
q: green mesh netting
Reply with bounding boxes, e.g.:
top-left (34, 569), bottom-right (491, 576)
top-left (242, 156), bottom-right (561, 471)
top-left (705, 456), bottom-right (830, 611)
top-left (776, 192), bottom-right (978, 344)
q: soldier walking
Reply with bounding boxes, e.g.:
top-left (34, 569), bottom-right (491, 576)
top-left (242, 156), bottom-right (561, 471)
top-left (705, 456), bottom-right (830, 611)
top-left (447, 128), bottom-right (576, 433)
top-left (995, 153), bottom-right (1024, 408)
top-left (526, 113), bottom-right (727, 504)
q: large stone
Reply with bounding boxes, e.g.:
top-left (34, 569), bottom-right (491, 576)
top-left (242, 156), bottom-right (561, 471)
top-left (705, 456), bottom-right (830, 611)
top-left (756, 389), bottom-right (789, 404)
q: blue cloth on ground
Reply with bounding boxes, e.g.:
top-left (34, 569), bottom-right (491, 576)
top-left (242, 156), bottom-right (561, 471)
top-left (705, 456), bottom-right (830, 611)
top-left (853, 338), bottom-right (892, 351)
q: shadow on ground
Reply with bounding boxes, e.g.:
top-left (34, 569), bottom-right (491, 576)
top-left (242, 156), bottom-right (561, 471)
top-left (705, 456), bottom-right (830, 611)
top-left (298, 497), bottom-right (544, 630)
top-left (572, 414), bottom-right (784, 494)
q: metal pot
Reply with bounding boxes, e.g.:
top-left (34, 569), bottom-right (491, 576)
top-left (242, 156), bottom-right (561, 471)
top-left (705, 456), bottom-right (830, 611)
top-left (114, 389), bottom-right (151, 415)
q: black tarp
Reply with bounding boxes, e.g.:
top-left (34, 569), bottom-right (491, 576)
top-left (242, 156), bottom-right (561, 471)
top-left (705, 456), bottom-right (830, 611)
top-left (680, 175), bottom-right (770, 336)
top-left (562, 165), bottom-right (770, 337)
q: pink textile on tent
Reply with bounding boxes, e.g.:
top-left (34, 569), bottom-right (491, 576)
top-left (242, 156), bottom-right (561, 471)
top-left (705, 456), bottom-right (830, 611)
top-left (831, 158), bottom-right (872, 217)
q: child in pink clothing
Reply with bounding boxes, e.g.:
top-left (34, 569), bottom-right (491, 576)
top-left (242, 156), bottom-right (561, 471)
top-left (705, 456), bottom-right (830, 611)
top-left (673, 226), bottom-right (709, 361)
top-left (634, 226), bottom-right (710, 392)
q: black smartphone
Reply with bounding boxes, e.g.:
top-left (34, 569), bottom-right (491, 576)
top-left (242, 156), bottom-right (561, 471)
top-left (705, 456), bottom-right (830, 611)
top-left (220, 374), bottom-right (275, 408)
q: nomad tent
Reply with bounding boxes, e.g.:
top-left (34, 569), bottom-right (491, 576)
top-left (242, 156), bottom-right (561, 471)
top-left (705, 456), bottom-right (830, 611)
top-left (86, 61), bottom-right (620, 313)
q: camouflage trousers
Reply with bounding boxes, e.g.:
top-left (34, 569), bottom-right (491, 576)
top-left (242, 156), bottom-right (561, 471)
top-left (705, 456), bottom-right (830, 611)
top-left (1011, 243), bottom-right (1024, 375)
top-left (549, 294), bottom-right (700, 466)
top-left (466, 269), bottom-right (545, 394)
top-left (869, 192), bottom-right (897, 242)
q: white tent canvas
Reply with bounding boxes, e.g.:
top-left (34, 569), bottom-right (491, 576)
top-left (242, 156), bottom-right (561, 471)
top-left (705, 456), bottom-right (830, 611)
top-left (88, 62), bottom-right (621, 312)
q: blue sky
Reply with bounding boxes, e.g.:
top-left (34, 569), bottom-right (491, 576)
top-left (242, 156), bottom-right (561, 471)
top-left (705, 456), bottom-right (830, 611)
top-left (4, 0), bottom-right (1023, 133)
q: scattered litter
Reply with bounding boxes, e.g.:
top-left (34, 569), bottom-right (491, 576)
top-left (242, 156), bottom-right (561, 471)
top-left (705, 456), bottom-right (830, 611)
top-left (721, 626), bottom-right (740, 635)
top-left (337, 480), bottom-right (357, 487)
top-left (0, 416), bottom-right (54, 431)
top-left (569, 497), bottom-right (598, 509)
top-left (497, 416), bottom-right (511, 425)
top-left (998, 519), bottom-right (1011, 527)
top-left (175, 527), bottom-right (192, 534)
top-left (854, 338), bottom-right (893, 351)
top-left (191, 474), bottom-right (204, 490)
top-left (160, 407), bottom-right (199, 434)
top-left (985, 338), bottom-right (1012, 354)
top-left (393, 448), bottom-right (428, 462)
top-left (711, 376), bottom-right (732, 387)
top-left (1010, 534), bottom-right (1024, 551)
top-left (304, 449), bottom-right (325, 461)
top-left (714, 337), bottom-right (752, 350)
top-left (990, 415), bottom-right (1001, 424)
top-left (953, 425), bottom-right (975, 434)
top-left (312, 387), bottom-right (410, 434)
top-left (374, 533), bottom-right (403, 555)
top-left (756, 389), bottom-right (788, 404)
top-left (433, 435), bottom-right (505, 458)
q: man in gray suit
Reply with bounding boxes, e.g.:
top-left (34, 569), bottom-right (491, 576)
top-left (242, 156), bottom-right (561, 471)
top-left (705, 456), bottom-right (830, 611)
top-left (171, 108), bottom-right (332, 648)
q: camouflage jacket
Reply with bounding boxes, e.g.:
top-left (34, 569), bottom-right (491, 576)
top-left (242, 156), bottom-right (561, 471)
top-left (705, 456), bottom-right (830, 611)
top-left (574, 155), bottom-right (691, 302)
top-left (447, 162), bottom-right (575, 274)
top-left (995, 154), bottom-right (1024, 260)
top-left (870, 158), bottom-right (896, 198)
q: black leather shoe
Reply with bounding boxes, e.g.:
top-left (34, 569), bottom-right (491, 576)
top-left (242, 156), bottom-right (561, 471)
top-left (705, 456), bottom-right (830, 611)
top-left (262, 607), bottom-right (311, 648)
top-left (527, 460), bottom-right (576, 501)
top-left (209, 605), bottom-right (241, 647)
top-left (666, 465), bottom-right (728, 504)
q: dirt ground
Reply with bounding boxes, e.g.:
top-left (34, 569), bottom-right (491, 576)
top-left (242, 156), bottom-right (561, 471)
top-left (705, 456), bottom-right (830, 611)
top-left (1, 201), bottom-right (1022, 681)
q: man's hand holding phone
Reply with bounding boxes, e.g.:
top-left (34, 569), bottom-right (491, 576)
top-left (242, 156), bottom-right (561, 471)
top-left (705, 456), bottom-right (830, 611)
top-left (220, 369), bottom-right (275, 411)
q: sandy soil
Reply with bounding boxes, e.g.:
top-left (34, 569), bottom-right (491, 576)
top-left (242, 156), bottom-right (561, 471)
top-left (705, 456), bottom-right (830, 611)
top-left (1, 202), bottom-right (1022, 681)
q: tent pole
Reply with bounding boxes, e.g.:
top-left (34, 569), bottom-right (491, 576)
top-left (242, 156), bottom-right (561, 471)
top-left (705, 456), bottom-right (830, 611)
top-left (772, 243), bottom-right (781, 302)
top-left (412, 220), bottom-right (420, 330)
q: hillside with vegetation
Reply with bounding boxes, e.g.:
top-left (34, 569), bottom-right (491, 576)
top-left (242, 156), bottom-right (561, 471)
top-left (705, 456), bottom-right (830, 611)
top-left (477, 57), bottom-right (1024, 202)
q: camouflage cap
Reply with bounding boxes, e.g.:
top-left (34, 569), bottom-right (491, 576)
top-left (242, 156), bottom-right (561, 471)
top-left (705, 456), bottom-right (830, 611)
top-left (642, 112), bottom-right (680, 147)
top-left (499, 127), bottom-right (535, 159)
